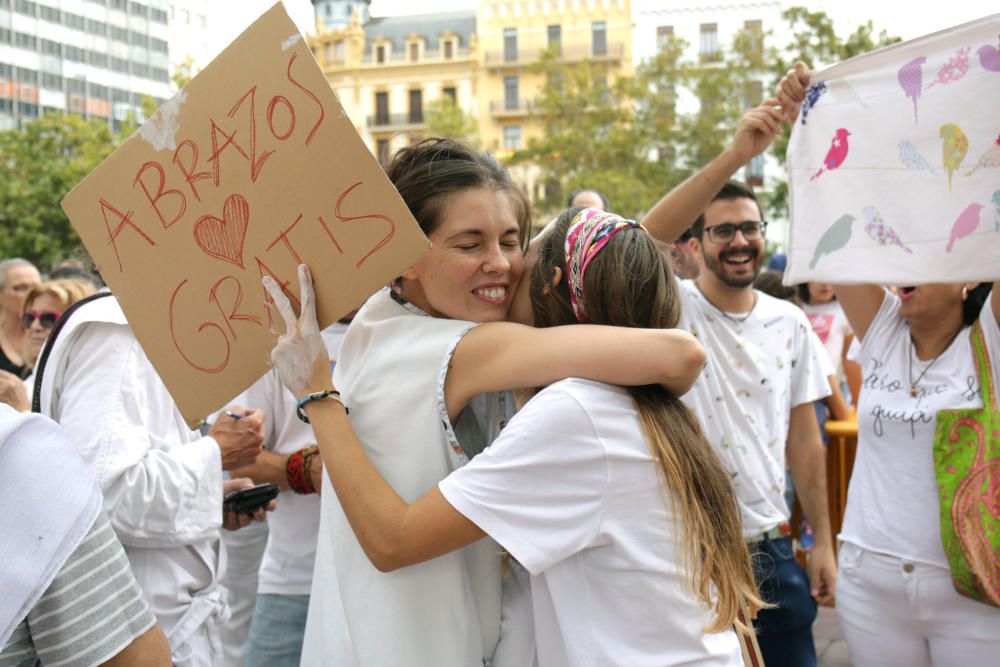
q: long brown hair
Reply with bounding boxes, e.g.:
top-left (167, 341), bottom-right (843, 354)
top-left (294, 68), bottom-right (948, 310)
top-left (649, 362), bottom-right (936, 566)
top-left (530, 208), bottom-right (763, 631)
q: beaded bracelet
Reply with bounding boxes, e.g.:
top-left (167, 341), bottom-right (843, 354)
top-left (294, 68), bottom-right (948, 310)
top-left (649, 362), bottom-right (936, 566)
top-left (295, 390), bottom-right (345, 424)
top-left (286, 445), bottom-right (319, 495)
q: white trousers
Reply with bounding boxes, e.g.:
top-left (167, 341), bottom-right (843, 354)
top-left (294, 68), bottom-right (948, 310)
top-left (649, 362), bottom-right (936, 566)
top-left (836, 541), bottom-right (1000, 666)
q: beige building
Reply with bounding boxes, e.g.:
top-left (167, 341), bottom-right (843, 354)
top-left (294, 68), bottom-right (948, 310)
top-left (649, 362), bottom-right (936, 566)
top-left (306, 0), bottom-right (632, 199)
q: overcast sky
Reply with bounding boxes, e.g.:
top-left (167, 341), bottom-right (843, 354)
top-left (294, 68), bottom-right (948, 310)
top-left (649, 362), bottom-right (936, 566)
top-left (208, 1), bottom-right (997, 63)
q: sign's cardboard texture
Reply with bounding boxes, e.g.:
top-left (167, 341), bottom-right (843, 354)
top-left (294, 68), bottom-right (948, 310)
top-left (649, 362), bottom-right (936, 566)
top-left (62, 3), bottom-right (429, 427)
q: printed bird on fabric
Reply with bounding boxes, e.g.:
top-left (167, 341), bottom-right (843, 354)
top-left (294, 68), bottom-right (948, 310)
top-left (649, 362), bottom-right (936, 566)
top-left (898, 56), bottom-right (926, 123)
top-left (899, 140), bottom-right (938, 174)
top-left (862, 206), bottom-right (913, 253)
top-left (927, 47), bottom-right (971, 88)
top-left (940, 124), bottom-right (968, 191)
top-left (975, 43), bottom-right (1000, 72)
top-left (810, 214), bottom-right (855, 268)
top-left (946, 203), bottom-right (983, 252)
top-left (964, 135), bottom-right (1000, 176)
top-left (810, 128), bottom-right (851, 181)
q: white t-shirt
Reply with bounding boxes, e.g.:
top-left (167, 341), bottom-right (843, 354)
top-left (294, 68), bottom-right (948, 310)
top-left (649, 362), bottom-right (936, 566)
top-left (440, 378), bottom-right (743, 667)
top-left (840, 293), bottom-right (1000, 567)
top-left (223, 322), bottom-right (348, 596)
top-left (677, 281), bottom-right (831, 536)
top-left (801, 300), bottom-right (852, 378)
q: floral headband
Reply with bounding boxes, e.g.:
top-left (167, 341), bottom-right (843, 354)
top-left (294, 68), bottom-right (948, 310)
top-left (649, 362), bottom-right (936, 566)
top-left (564, 207), bottom-right (642, 322)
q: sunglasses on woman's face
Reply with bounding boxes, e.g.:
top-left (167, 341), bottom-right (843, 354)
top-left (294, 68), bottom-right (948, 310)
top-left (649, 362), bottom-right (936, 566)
top-left (22, 310), bottom-right (62, 329)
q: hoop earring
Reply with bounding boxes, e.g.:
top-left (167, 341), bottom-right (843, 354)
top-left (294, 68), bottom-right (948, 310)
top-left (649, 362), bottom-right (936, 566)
top-left (961, 286), bottom-right (968, 301)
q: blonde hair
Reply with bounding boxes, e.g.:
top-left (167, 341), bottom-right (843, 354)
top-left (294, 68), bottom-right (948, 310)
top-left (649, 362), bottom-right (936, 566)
top-left (24, 279), bottom-right (96, 315)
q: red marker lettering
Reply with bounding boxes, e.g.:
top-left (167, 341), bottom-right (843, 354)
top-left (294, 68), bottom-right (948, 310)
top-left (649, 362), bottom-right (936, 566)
top-left (133, 161), bottom-right (186, 229)
top-left (99, 197), bottom-right (156, 273)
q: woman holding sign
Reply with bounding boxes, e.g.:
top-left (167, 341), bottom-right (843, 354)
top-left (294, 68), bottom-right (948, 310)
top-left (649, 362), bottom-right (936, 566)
top-left (266, 204), bottom-right (763, 665)
top-left (779, 64), bottom-right (1000, 666)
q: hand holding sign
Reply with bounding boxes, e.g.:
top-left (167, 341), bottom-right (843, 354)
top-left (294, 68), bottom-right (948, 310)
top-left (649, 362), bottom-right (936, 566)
top-left (263, 265), bottom-right (331, 399)
top-left (61, 3), bottom-right (429, 426)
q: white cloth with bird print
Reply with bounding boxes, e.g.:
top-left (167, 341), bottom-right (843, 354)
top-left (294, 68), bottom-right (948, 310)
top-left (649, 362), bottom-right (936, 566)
top-left (786, 14), bottom-right (1000, 285)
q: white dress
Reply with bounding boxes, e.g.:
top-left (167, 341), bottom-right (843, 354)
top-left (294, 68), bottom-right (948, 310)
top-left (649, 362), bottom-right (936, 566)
top-left (301, 289), bottom-right (510, 667)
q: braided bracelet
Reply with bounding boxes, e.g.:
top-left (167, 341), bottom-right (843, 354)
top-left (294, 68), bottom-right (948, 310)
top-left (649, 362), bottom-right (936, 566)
top-left (295, 390), bottom-right (345, 424)
top-left (286, 445), bottom-right (319, 495)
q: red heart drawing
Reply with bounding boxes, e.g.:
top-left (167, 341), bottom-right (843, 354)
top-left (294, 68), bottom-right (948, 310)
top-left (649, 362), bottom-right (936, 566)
top-left (193, 194), bottom-right (250, 268)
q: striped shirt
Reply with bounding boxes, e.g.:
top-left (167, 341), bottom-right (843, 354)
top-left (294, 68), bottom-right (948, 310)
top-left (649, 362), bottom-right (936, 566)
top-left (0, 511), bottom-right (155, 667)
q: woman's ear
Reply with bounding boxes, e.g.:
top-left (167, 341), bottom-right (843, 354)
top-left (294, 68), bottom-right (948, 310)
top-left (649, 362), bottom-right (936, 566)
top-left (547, 266), bottom-right (563, 292)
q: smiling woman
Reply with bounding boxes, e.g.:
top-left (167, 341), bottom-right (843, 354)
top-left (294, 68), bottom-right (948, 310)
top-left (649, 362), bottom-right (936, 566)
top-left (294, 138), bottom-right (709, 667)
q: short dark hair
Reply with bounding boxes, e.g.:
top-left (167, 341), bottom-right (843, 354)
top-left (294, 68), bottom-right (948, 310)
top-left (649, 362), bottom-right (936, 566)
top-left (386, 138), bottom-right (531, 247)
top-left (566, 189), bottom-right (609, 210)
top-left (691, 181), bottom-right (761, 238)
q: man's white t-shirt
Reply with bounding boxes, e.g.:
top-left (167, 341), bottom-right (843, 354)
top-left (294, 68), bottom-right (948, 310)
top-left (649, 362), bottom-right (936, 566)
top-left (840, 293), bottom-right (1000, 568)
top-left (802, 300), bottom-right (852, 378)
top-left (677, 281), bottom-right (831, 537)
top-left (440, 378), bottom-right (743, 667)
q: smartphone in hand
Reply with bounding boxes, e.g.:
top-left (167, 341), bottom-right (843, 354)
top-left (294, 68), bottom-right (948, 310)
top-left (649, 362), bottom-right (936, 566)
top-left (223, 482), bottom-right (279, 515)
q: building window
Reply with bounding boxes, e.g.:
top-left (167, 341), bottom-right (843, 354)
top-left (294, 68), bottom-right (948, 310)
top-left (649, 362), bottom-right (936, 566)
top-left (376, 138), bottom-right (390, 165)
top-left (376, 45), bottom-right (385, 64)
top-left (503, 28), bottom-right (517, 62)
top-left (656, 25), bottom-right (673, 50)
top-left (547, 25), bottom-right (561, 55)
top-left (443, 39), bottom-right (453, 59)
top-left (375, 91), bottom-right (389, 125)
top-left (746, 154), bottom-right (764, 186)
top-left (700, 23), bottom-right (719, 61)
top-left (504, 76), bottom-right (519, 111)
top-left (592, 21), bottom-right (607, 56)
top-left (334, 41), bottom-right (345, 60)
top-left (409, 42), bottom-right (419, 62)
top-left (324, 43), bottom-right (333, 62)
top-left (442, 86), bottom-right (456, 102)
top-left (502, 126), bottom-right (522, 150)
top-left (408, 89), bottom-right (423, 123)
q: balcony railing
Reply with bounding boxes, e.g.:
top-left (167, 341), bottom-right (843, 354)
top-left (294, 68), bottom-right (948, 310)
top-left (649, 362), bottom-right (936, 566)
top-left (361, 46), bottom-right (472, 66)
top-left (488, 99), bottom-right (535, 117)
top-left (366, 112), bottom-right (426, 130)
top-left (484, 42), bottom-right (624, 68)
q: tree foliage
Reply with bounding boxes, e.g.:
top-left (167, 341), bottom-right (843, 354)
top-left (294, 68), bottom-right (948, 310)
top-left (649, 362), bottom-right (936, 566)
top-left (0, 113), bottom-right (119, 265)
top-left (425, 96), bottom-right (480, 147)
top-left (513, 7), bottom-right (899, 223)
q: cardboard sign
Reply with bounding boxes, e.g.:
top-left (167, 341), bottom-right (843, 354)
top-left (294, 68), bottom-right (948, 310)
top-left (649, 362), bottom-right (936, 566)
top-left (785, 14), bottom-right (1000, 285)
top-left (62, 3), bottom-right (429, 427)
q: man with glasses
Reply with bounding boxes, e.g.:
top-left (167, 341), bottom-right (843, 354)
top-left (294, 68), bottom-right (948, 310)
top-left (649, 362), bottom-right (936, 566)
top-left (645, 175), bottom-right (835, 666)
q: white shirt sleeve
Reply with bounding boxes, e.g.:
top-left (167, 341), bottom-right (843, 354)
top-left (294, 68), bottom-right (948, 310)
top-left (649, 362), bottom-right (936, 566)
top-left (790, 311), bottom-right (834, 407)
top-left (439, 384), bottom-right (607, 576)
top-left (56, 321), bottom-right (223, 548)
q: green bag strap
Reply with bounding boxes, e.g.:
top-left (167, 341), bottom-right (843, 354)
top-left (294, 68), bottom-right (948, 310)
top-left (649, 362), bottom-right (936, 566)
top-left (970, 320), bottom-right (997, 410)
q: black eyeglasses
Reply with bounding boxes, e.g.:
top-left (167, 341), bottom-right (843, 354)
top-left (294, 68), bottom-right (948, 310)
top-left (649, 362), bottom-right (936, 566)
top-left (704, 220), bottom-right (768, 244)
top-left (22, 310), bottom-right (62, 329)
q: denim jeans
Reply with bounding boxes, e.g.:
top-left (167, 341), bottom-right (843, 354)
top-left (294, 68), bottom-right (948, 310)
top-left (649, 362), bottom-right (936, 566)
top-left (245, 594), bottom-right (309, 667)
top-left (750, 536), bottom-right (818, 667)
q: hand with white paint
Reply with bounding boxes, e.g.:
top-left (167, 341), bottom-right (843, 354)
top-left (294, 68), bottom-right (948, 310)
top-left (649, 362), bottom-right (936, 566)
top-left (263, 265), bottom-right (333, 398)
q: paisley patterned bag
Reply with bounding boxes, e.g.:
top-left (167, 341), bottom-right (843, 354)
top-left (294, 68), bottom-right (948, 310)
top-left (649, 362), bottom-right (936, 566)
top-left (933, 320), bottom-right (1000, 607)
